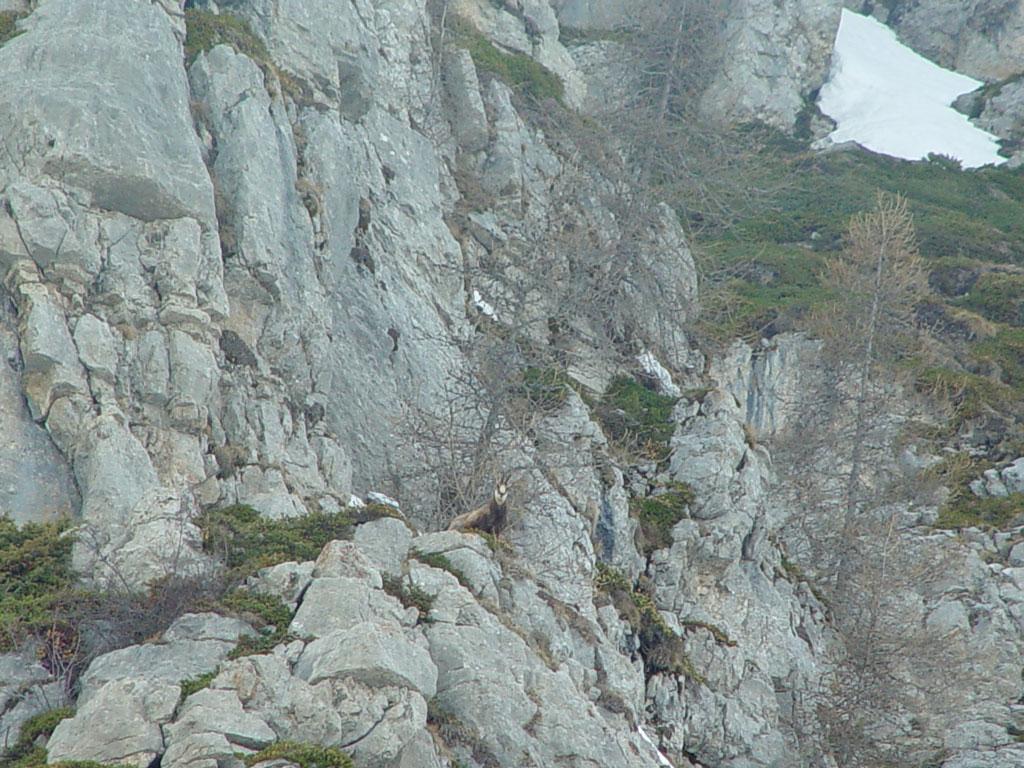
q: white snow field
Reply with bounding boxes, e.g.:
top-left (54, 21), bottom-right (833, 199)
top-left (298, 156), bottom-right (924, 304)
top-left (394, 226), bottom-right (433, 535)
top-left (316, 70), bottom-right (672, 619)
top-left (817, 9), bottom-right (1005, 168)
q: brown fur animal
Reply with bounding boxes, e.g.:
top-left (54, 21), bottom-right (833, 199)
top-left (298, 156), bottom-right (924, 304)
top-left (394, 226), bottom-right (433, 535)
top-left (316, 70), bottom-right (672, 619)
top-left (448, 476), bottom-right (510, 536)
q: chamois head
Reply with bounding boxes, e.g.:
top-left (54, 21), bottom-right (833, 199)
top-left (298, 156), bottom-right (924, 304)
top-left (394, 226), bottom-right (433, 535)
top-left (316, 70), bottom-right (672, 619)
top-left (493, 474), bottom-right (510, 506)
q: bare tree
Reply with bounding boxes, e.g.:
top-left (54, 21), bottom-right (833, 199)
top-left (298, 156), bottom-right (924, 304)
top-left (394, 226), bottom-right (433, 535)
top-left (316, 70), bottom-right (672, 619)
top-left (769, 195), bottom-right (979, 766)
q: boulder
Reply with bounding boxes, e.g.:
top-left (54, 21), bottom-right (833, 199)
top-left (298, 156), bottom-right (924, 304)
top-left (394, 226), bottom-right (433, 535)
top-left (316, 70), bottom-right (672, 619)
top-left (353, 517), bottom-right (413, 577)
top-left (289, 576), bottom-right (410, 638)
top-left (294, 621), bottom-right (437, 698)
top-left (47, 678), bottom-right (179, 767)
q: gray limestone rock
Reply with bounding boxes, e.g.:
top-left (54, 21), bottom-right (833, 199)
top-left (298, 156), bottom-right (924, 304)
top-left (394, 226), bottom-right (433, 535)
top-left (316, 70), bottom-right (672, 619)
top-left (702, 0), bottom-right (843, 129)
top-left (413, 531), bottom-right (502, 602)
top-left (79, 613), bottom-right (251, 704)
top-left (47, 678), bottom-right (179, 767)
top-left (211, 654), bottom-right (344, 747)
top-left (443, 48), bottom-right (490, 153)
top-left (10, 275), bottom-right (88, 420)
top-left (0, 652), bottom-right (67, 750)
top-left (425, 574), bottom-right (662, 767)
top-left (0, 0), bottom-right (215, 221)
top-left (879, 0), bottom-right (1024, 82)
top-left (289, 576), bottom-right (411, 638)
top-left (4, 182), bottom-right (99, 276)
top-left (294, 621), bottom-right (438, 698)
top-left (0, 294), bottom-right (78, 524)
top-left (248, 561), bottom-right (315, 611)
top-left (72, 313), bottom-right (119, 384)
top-left (1002, 458), bottom-right (1024, 494)
top-left (166, 687), bottom-right (276, 751)
top-left (354, 517), bottom-right (413, 577)
top-left (312, 539), bottom-right (382, 584)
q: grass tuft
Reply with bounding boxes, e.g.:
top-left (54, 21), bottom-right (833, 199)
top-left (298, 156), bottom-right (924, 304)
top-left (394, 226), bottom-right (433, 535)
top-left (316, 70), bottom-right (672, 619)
top-left (450, 17), bottom-right (564, 103)
top-left (594, 564), bottom-right (704, 683)
top-left (595, 376), bottom-right (678, 461)
top-left (184, 9), bottom-right (270, 66)
top-left (630, 482), bottom-right (695, 554)
top-left (242, 741), bottom-right (353, 768)
top-left (195, 504), bottom-right (352, 580)
top-left (411, 550), bottom-right (470, 589)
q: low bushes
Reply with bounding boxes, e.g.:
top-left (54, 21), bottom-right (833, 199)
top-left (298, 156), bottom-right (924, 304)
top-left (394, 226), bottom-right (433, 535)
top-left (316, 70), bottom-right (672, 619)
top-left (195, 504), bottom-right (353, 580)
top-left (243, 741), bottom-right (353, 768)
top-left (183, 9), bottom-right (270, 66)
top-left (935, 493), bottom-right (1024, 530)
top-left (0, 518), bottom-right (75, 652)
top-left (449, 18), bottom-right (564, 104)
top-left (594, 376), bottom-right (678, 461)
top-left (594, 564), bottom-right (703, 682)
top-left (630, 482), bottom-right (695, 554)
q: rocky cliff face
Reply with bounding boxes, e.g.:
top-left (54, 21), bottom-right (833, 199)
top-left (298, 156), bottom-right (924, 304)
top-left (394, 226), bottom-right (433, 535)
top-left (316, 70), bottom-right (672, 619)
top-left (849, 0), bottom-right (1024, 82)
top-left (2, 1), bottom-right (1024, 767)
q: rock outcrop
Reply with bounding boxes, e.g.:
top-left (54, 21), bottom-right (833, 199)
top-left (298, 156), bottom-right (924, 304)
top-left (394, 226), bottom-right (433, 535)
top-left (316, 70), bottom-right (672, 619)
top-left (2, 0), bottom-right (1024, 766)
top-left (850, 0), bottom-right (1024, 82)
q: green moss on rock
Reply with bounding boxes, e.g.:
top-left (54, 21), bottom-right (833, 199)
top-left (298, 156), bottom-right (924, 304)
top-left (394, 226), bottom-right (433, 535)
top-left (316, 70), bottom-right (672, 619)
top-left (630, 482), bottom-right (695, 553)
top-left (936, 493), bottom-right (1024, 530)
top-left (184, 9), bottom-right (270, 66)
top-left (243, 741), bottom-right (354, 768)
top-left (195, 504), bottom-right (352, 579)
top-left (0, 10), bottom-right (26, 46)
top-left (595, 376), bottom-right (678, 460)
top-left (450, 18), bottom-right (564, 103)
top-left (594, 564), bottom-right (704, 683)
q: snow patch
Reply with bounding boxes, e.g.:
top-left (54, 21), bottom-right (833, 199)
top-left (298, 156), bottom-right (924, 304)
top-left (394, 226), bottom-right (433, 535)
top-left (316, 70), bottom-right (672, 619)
top-left (637, 725), bottom-right (675, 768)
top-left (472, 289), bottom-right (497, 319)
top-left (365, 491), bottom-right (401, 510)
top-left (817, 10), bottom-right (1004, 168)
top-left (637, 351), bottom-right (682, 398)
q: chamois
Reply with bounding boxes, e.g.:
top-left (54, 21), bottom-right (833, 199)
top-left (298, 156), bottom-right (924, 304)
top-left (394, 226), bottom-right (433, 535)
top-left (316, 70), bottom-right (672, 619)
top-left (447, 475), bottom-right (510, 536)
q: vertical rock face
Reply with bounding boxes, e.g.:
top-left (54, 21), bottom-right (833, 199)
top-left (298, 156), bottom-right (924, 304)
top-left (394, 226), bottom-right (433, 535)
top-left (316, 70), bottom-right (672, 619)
top-left (851, 0), bottom-right (1024, 82)
top-left (2, 0), bottom-right (1023, 766)
top-left (700, 0), bottom-right (844, 128)
top-left (0, 0), bottom-right (215, 221)
top-left (554, 0), bottom-right (844, 129)
top-left (0, 291), bottom-right (79, 523)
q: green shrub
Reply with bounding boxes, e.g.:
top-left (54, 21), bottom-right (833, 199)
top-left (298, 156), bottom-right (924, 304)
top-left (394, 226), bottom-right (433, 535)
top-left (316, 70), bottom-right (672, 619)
top-left (410, 551), bottom-right (470, 589)
top-left (195, 504), bottom-right (352, 579)
top-left (178, 671), bottom-right (218, 703)
top-left (427, 700), bottom-right (501, 766)
top-left (381, 574), bottom-right (435, 621)
top-left (0, 518), bottom-right (75, 651)
top-left (1, 707), bottom-right (80, 767)
top-left (594, 564), bottom-right (703, 683)
top-left (595, 376), bottom-right (678, 460)
top-left (913, 366), bottom-right (1019, 423)
top-left (184, 9), bottom-right (270, 66)
top-left (974, 328), bottom-right (1024, 388)
top-left (953, 272), bottom-right (1024, 326)
top-left (450, 18), bottom-right (564, 103)
top-left (517, 366), bottom-right (575, 411)
top-left (350, 502), bottom-right (404, 525)
top-left (630, 482), bottom-right (695, 553)
top-left (726, 149), bottom-right (1024, 263)
top-left (216, 590), bottom-right (294, 658)
top-left (7, 750), bottom-right (111, 768)
top-left (680, 619), bottom-right (736, 647)
top-left (0, 10), bottom-right (25, 46)
top-left (935, 493), bottom-right (1024, 530)
top-left (243, 741), bottom-right (353, 768)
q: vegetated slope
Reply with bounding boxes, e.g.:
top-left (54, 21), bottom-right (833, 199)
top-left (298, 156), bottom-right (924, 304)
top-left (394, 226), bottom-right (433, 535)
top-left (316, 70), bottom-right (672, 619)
top-left (698, 140), bottom-right (1024, 525)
